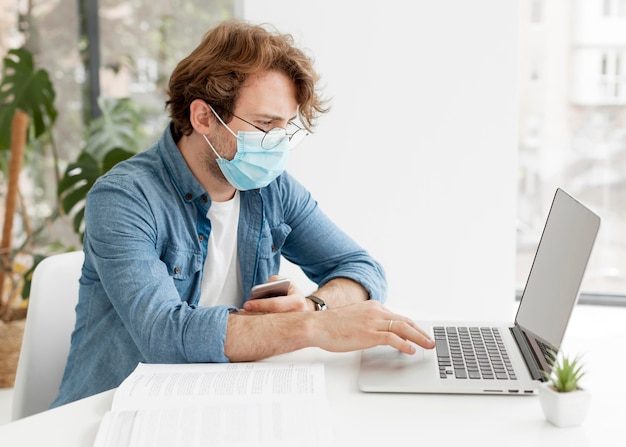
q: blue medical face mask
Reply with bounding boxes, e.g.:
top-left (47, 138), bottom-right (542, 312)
top-left (203, 107), bottom-right (290, 191)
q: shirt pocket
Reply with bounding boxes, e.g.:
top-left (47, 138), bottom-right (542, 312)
top-left (162, 244), bottom-right (202, 280)
top-left (259, 222), bottom-right (292, 259)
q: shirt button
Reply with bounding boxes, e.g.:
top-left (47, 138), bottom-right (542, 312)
top-left (185, 193), bottom-right (192, 200)
top-left (201, 195), bottom-right (208, 203)
top-left (174, 267), bottom-right (181, 274)
top-left (199, 235), bottom-right (204, 242)
top-left (271, 245), bottom-right (277, 252)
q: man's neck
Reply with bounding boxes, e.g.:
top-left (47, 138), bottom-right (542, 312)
top-left (177, 133), bottom-right (237, 202)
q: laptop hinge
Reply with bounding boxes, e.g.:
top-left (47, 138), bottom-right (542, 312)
top-left (510, 325), bottom-right (544, 381)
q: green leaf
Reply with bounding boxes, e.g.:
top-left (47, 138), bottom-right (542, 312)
top-left (58, 152), bottom-right (99, 211)
top-left (58, 147), bottom-right (135, 237)
top-left (84, 97), bottom-right (142, 162)
top-left (102, 147), bottom-right (136, 171)
top-left (0, 47), bottom-right (57, 151)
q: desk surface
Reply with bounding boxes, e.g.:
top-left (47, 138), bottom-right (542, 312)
top-left (1, 303), bottom-right (624, 447)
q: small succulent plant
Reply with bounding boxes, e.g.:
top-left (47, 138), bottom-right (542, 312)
top-left (543, 352), bottom-right (586, 393)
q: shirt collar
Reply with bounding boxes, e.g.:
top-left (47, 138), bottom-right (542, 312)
top-left (158, 122), bottom-right (210, 205)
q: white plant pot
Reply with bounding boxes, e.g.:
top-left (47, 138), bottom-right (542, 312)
top-left (538, 382), bottom-right (591, 427)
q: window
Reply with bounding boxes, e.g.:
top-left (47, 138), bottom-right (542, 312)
top-left (599, 51), bottom-right (626, 100)
top-left (2, 0), bottom-right (236, 147)
top-left (518, 0), bottom-right (626, 303)
top-left (1, 0), bottom-right (235, 247)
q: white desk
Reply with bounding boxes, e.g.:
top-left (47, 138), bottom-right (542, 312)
top-left (1, 304), bottom-right (625, 446)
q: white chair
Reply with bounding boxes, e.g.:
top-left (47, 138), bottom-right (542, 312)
top-left (11, 250), bottom-right (84, 420)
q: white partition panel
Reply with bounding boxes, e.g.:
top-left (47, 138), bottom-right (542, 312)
top-left (242, 0), bottom-right (519, 321)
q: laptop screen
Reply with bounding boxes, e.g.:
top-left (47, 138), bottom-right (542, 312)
top-left (514, 189), bottom-right (600, 348)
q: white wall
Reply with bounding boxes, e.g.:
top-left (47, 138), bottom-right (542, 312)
top-left (242, 0), bottom-right (519, 321)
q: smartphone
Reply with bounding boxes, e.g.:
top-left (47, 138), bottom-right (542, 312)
top-left (250, 278), bottom-right (291, 299)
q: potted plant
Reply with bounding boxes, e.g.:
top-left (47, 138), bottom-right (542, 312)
top-left (0, 46), bottom-right (140, 386)
top-left (0, 47), bottom-right (61, 321)
top-left (538, 351), bottom-right (591, 427)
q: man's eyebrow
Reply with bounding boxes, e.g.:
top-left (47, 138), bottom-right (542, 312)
top-left (252, 112), bottom-right (298, 122)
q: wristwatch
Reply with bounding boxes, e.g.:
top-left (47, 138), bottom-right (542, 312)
top-left (306, 294), bottom-right (328, 311)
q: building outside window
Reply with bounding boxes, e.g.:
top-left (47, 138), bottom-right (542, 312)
top-left (518, 0), bottom-right (626, 302)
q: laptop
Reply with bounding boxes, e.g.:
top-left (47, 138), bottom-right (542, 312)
top-left (358, 188), bottom-right (600, 395)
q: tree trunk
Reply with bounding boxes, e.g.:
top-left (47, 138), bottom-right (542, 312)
top-left (0, 109), bottom-right (29, 321)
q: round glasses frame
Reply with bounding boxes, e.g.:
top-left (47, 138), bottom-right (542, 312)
top-left (208, 103), bottom-right (308, 150)
top-left (230, 113), bottom-right (308, 150)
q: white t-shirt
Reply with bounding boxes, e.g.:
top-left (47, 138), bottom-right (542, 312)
top-left (198, 191), bottom-right (242, 308)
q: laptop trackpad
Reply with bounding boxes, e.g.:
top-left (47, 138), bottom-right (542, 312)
top-left (361, 344), bottom-right (426, 369)
top-left (358, 345), bottom-right (435, 392)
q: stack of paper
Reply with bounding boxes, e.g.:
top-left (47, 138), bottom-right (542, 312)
top-left (92, 362), bottom-right (332, 447)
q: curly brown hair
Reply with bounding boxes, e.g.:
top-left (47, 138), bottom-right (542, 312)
top-left (166, 20), bottom-right (329, 140)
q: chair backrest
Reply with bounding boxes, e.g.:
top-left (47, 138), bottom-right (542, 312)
top-left (11, 250), bottom-right (84, 420)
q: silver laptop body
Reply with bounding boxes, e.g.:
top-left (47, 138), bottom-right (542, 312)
top-left (358, 188), bottom-right (600, 395)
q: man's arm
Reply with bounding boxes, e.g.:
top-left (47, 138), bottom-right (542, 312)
top-left (271, 173), bottom-right (388, 303)
top-left (85, 175), bottom-right (235, 364)
top-left (225, 299), bottom-right (435, 362)
top-left (309, 277), bottom-right (369, 308)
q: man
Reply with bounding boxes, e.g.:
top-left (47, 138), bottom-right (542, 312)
top-left (52, 20), bottom-right (434, 407)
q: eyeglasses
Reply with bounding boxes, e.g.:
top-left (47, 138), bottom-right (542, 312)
top-left (230, 114), bottom-right (308, 150)
top-left (207, 103), bottom-right (309, 150)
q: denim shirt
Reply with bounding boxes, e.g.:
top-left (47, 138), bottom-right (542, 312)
top-left (52, 123), bottom-right (387, 407)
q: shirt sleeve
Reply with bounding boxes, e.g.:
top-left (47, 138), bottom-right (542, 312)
top-left (275, 172), bottom-right (388, 302)
top-left (84, 175), bottom-right (234, 364)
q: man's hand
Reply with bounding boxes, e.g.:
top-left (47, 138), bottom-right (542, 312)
top-left (243, 276), bottom-right (315, 313)
top-left (311, 300), bottom-right (435, 354)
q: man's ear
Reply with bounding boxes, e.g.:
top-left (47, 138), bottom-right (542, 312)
top-left (189, 99), bottom-right (213, 134)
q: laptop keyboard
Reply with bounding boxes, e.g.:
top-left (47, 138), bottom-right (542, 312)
top-left (434, 326), bottom-right (517, 380)
top-left (536, 338), bottom-right (557, 366)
